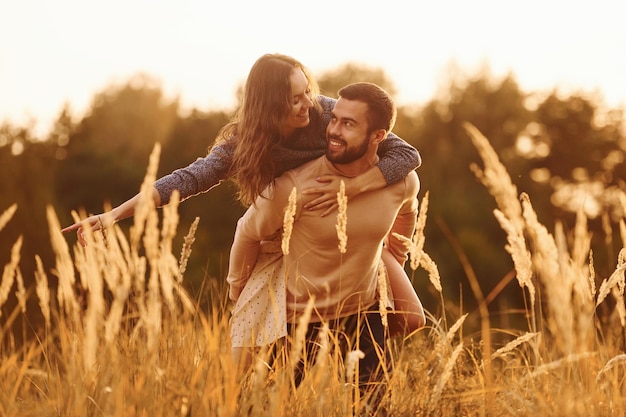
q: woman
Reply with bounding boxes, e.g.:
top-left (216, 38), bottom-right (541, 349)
top-left (62, 54), bottom-right (425, 359)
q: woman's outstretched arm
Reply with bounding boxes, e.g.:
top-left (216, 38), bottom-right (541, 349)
top-left (61, 139), bottom-right (235, 244)
top-left (61, 188), bottom-right (161, 246)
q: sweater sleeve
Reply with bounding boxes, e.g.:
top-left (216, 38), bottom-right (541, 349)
top-left (376, 132), bottom-right (422, 186)
top-left (154, 139), bottom-right (234, 205)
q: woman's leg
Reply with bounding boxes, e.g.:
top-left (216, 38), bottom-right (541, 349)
top-left (232, 346), bottom-right (254, 373)
top-left (381, 248), bottom-right (425, 337)
top-left (230, 240), bottom-right (286, 371)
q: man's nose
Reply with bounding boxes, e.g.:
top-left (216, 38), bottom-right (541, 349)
top-left (327, 122), bottom-right (340, 137)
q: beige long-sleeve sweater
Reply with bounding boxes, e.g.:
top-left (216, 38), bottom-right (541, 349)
top-left (227, 155), bottom-right (419, 323)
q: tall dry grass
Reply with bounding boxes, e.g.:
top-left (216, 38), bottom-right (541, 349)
top-left (0, 128), bottom-right (625, 416)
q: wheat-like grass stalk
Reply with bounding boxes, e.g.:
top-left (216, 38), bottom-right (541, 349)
top-left (434, 313), bottom-right (467, 356)
top-left (588, 250), bottom-right (597, 298)
top-left (521, 193), bottom-right (579, 354)
top-left (179, 216), bottom-right (200, 278)
top-left (159, 190), bottom-right (180, 313)
top-left (596, 248), bottom-right (626, 307)
top-left (491, 332), bottom-right (539, 360)
top-left (445, 313), bottom-right (467, 345)
top-left (597, 249), bottom-right (626, 327)
top-left (411, 191), bottom-right (429, 269)
top-left (527, 351), bottom-right (597, 379)
top-left (132, 255), bottom-right (148, 333)
top-left (420, 252), bottom-right (443, 293)
top-left (14, 268), bottom-right (26, 314)
top-left (377, 261), bottom-right (389, 329)
top-left (130, 144), bottom-right (164, 353)
top-left (572, 205), bottom-right (593, 266)
top-left (290, 296), bottom-right (314, 372)
top-left (336, 180), bottom-right (348, 254)
top-left (596, 353), bottom-right (626, 383)
top-left (243, 345), bottom-right (271, 415)
top-left (282, 187), bottom-right (297, 255)
top-left (608, 219), bottom-right (626, 327)
top-left (389, 191), bottom-right (443, 340)
top-left (145, 210), bottom-right (163, 353)
top-left (344, 349), bottom-right (365, 384)
top-left (0, 236), bottom-right (21, 316)
top-left (130, 143), bottom-right (161, 249)
top-left (567, 209), bottom-right (596, 327)
top-left (104, 275), bottom-right (131, 346)
top-left (392, 192), bottom-right (429, 271)
top-left (393, 231), bottom-right (442, 293)
top-left (309, 322), bottom-right (331, 389)
top-left (311, 323), bottom-right (335, 412)
top-left (34, 255), bottom-right (51, 328)
top-left (493, 208), bottom-right (535, 310)
top-left (98, 223), bottom-right (134, 345)
top-left (464, 123), bottom-right (523, 232)
top-left (82, 240), bottom-right (104, 374)
top-left (429, 341), bottom-right (464, 412)
top-left (0, 203), bottom-right (17, 232)
top-left (47, 205), bottom-right (80, 322)
top-left (612, 286), bottom-right (626, 328)
top-left (389, 192), bottom-right (443, 294)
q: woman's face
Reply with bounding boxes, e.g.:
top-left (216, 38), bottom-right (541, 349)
top-left (281, 68), bottom-right (314, 137)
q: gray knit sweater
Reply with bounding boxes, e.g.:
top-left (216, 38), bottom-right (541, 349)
top-left (154, 95), bottom-right (421, 205)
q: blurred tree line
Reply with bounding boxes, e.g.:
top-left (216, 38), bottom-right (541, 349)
top-left (1, 64), bottom-right (625, 331)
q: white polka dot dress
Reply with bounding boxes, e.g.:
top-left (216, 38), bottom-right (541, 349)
top-left (230, 239), bottom-right (287, 348)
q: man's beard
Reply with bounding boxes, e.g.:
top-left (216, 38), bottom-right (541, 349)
top-left (326, 135), bottom-right (369, 164)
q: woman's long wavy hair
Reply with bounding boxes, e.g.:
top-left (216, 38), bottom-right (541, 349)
top-left (213, 54), bottom-right (320, 207)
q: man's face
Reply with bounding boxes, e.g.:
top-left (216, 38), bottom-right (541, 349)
top-left (326, 98), bottom-right (372, 164)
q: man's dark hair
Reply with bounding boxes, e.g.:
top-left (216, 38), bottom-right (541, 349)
top-left (337, 82), bottom-right (397, 132)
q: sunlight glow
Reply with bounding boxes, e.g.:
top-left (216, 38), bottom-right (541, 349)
top-left (1, 0), bottom-right (625, 138)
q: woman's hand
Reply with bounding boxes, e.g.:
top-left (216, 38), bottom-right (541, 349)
top-left (302, 166), bottom-right (388, 216)
top-left (301, 174), bottom-right (349, 217)
top-left (61, 214), bottom-right (108, 247)
top-left (60, 190), bottom-right (150, 246)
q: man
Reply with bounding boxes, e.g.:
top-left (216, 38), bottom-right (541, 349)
top-left (227, 82), bottom-right (420, 388)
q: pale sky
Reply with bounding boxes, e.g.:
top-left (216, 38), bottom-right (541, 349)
top-left (1, 0), bottom-right (625, 138)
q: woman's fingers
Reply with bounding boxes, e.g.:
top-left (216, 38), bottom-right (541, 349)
top-left (77, 227), bottom-right (87, 247)
top-left (301, 174), bottom-right (343, 215)
top-left (320, 203), bottom-right (337, 217)
top-left (63, 216), bottom-right (103, 247)
top-left (61, 222), bottom-right (80, 233)
top-left (304, 197), bottom-right (337, 217)
top-left (305, 195), bottom-right (331, 208)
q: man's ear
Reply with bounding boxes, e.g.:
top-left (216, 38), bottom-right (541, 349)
top-left (371, 129), bottom-right (387, 145)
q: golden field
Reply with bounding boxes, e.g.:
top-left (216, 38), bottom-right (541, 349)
top-left (1, 125), bottom-right (625, 416)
